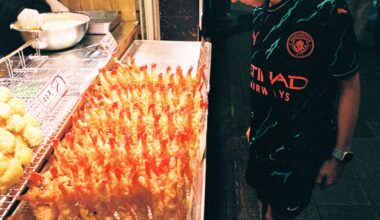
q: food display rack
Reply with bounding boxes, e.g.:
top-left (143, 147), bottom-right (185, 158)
top-left (124, 40), bottom-right (212, 220)
top-left (0, 36), bottom-right (114, 219)
top-left (0, 39), bottom-right (211, 220)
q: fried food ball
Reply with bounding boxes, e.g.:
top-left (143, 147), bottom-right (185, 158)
top-left (22, 124), bottom-right (43, 147)
top-left (14, 136), bottom-right (33, 167)
top-left (6, 114), bottom-right (26, 133)
top-left (0, 119), bottom-right (6, 127)
top-left (0, 127), bottom-right (16, 154)
top-left (0, 158), bottom-right (23, 194)
top-left (8, 98), bottom-right (26, 116)
top-left (0, 152), bottom-right (8, 177)
top-left (0, 86), bottom-right (13, 103)
top-left (0, 102), bottom-right (12, 120)
top-left (23, 113), bottom-right (41, 127)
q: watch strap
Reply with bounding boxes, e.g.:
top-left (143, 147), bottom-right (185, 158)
top-left (331, 148), bottom-right (353, 162)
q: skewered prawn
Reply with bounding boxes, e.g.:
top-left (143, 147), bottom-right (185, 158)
top-left (22, 57), bottom-right (208, 219)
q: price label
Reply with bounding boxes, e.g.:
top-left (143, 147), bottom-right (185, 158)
top-left (37, 74), bottom-right (68, 111)
top-left (99, 32), bottom-right (117, 54)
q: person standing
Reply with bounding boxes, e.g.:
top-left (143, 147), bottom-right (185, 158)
top-left (0, 0), bottom-right (68, 56)
top-left (232, 0), bottom-right (361, 219)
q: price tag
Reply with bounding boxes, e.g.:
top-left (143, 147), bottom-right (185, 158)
top-left (99, 32), bottom-right (117, 54)
top-left (37, 74), bottom-right (68, 111)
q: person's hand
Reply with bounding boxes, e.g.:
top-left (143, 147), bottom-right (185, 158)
top-left (246, 127), bottom-right (251, 143)
top-left (17, 9), bottom-right (43, 30)
top-left (315, 158), bottom-right (344, 189)
top-left (46, 0), bottom-right (69, 12)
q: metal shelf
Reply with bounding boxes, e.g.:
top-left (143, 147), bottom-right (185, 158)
top-left (0, 37), bottom-right (114, 219)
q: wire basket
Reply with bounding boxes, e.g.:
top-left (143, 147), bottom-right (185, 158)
top-left (0, 37), bottom-right (114, 219)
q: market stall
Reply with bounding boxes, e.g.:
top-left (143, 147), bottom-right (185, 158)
top-left (0, 26), bottom-right (211, 219)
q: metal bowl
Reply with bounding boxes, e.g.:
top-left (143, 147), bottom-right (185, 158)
top-left (10, 12), bottom-right (90, 50)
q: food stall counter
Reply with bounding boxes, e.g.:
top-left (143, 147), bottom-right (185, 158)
top-left (0, 22), bottom-right (137, 219)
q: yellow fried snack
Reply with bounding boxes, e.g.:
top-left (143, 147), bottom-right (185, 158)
top-left (14, 136), bottom-right (33, 167)
top-left (0, 86), bottom-right (13, 103)
top-left (0, 158), bottom-right (24, 194)
top-left (22, 124), bottom-right (43, 147)
top-left (0, 119), bottom-right (6, 127)
top-left (0, 127), bottom-right (16, 154)
top-left (6, 114), bottom-right (26, 133)
top-left (8, 98), bottom-right (26, 116)
top-left (0, 102), bottom-right (12, 120)
top-left (0, 153), bottom-right (8, 177)
top-left (23, 113), bottom-right (41, 127)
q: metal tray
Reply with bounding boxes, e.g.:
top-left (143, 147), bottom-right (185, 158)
top-left (123, 40), bottom-right (212, 220)
top-left (76, 11), bottom-right (121, 34)
top-left (124, 39), bottom-right (211, 91)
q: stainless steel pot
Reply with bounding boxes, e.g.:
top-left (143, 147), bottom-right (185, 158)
top-left (10, 12), bottom-right (90, 50)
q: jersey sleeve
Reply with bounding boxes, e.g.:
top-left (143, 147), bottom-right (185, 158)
top-left (324, 0), bottom-right (359, 79)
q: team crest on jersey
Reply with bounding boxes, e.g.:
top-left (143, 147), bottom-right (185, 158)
top-left (286, 31), bottom-right (314, 58)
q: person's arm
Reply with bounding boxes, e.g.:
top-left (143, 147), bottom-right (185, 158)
top-left (45, 0), bottom-right (69, 12)
top-left (315, 73), bottom-right (360, 188)
top-left (335, 73), bottom-right (361, 151)
top-left (246, 127), bottom-right (251, 143)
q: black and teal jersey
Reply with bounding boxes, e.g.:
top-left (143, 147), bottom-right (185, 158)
top-left (248, 0), bottom-right (359, 156)
top-left (246, 0), bottom-right (359, 214)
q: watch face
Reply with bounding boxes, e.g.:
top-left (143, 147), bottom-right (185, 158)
top-left (343, 152), bottom-right (354, 163)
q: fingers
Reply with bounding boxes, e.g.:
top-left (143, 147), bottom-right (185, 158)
top-left (315, 174), bottom-right (336, 189)
top-left (314, 173), bottom-right (324, 187)
top-left (246, 127), bottom-right (251, 143)
top-left (320, 176), bottom-right (328, 189)
top-left (325, 176), bottom-right (337, 187)
top-left (265, 205), bottom-right (274, 220)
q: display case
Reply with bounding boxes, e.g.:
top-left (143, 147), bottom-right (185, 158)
top-left (0, 40), bottom-right (211, 220)
top-left (0, 38), bottom-right (113, 219)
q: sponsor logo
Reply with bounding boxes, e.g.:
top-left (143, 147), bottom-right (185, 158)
top-left (249, 64), bottom-right (309, 102)
top-left (252, 31), bottom-right (260, 46)
top-left (286, 31), bottom-right (314, 58)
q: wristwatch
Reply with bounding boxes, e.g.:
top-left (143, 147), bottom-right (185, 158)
top-left (331, 148), bottom-right (354, 163)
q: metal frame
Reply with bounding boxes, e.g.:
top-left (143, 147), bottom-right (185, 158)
top-left (0, 36), bottom-right (115, 219)
top-left (142, 0), bottom-right (161, 40)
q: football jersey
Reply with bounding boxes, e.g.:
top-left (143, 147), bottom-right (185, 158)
top-left (245, 0), bottom-right (359, 212)
top-left (248, 0), bottom-right (359, 156)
